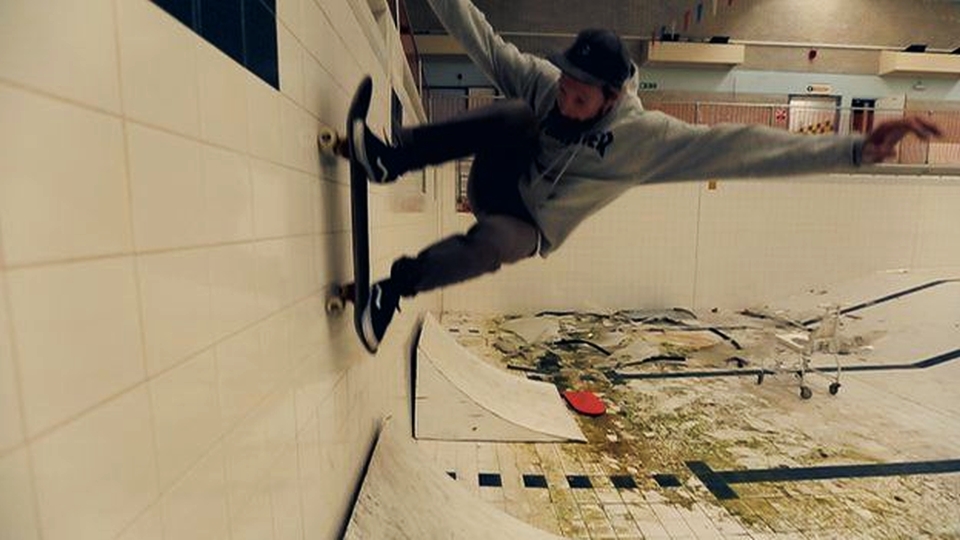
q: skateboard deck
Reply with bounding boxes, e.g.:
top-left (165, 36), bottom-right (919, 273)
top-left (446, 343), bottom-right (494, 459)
top-left (320, 76), bottom-right (375, 353)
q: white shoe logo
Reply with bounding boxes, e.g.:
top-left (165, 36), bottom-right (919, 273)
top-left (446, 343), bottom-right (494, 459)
top-left (375, 157), bottom-right (389, 182)
top-left (373, 286), bottom-right (382, 310)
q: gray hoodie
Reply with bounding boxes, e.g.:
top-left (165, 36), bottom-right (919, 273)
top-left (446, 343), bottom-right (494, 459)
top-left (425, 0), bottom-right (865, 256)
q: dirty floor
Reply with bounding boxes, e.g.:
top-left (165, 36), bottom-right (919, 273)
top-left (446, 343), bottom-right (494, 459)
top-left (416, 271), bottom-right (960, 539)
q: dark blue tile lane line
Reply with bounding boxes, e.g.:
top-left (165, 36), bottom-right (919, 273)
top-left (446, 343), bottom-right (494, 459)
top-left (687, 458), bottom-right (960, 500)
top-left (611, 279), bottom-right (960, 381)
top-left (611, 348), bottom-right (960, 381)
top-left (800, 279), bottom-right (958, 327)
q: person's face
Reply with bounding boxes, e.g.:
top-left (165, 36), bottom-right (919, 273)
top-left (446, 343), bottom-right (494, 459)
top-left (556, 74), bottom-right (613, 120)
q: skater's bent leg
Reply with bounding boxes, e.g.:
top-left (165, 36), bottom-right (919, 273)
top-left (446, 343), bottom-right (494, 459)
top-left (389, 215), bottom-right (539, 297)
top-left (396, 100), bottom-right (538, 171)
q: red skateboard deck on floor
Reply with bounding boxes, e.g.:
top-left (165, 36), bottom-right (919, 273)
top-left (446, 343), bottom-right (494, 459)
top-left (562, 390), bottom-right (606, 416)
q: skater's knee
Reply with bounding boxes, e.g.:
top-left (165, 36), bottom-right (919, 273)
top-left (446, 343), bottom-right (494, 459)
top-left (469, 216), bottom-right (539, 265)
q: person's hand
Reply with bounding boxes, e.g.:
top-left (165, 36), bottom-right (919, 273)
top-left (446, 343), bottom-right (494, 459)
top-left (861, 117), bottom-right (943, 164)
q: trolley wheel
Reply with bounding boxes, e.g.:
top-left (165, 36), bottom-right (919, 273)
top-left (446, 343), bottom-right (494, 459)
top-left (800, 386), bottom-right (813, 400)
top-left (829, 382), bottom-right (841, 395)
top-left (325, 284), bottom-right (351, 314)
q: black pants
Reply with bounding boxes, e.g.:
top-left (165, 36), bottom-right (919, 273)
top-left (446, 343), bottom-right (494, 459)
top-left (390, 99), bottom-right (541, 297)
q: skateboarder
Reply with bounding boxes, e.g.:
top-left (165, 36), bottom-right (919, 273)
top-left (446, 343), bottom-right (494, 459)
top-left (348, 0), bottom-right (942, 352)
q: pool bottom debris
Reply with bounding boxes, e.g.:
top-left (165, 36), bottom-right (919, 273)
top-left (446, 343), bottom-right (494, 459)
top-left (438, 308), bottom-right (960, 539)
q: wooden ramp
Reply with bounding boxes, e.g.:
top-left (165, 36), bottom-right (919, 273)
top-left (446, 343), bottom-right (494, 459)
top-left (415, 313), bottom-right (586, 442)
top-left (343, 420), bottom-right (567, 539)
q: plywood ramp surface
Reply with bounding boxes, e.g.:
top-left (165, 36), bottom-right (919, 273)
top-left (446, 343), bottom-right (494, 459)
top-left (415, 313), bottom-right (586, 442)
top-left (344, 421), bottom-right (567, 539)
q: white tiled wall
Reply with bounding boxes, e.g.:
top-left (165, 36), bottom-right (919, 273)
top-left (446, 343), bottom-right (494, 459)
top-left (441, 170), bottom-right (960, 313)
top-left (0, 0), bottom-right (438, 538)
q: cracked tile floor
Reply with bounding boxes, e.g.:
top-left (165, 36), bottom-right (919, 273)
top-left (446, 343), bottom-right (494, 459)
top-left (416, 270), bottom-right (960, 539)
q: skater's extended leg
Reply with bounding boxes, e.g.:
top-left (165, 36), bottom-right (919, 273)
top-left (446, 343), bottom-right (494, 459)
top-left (389, 215), bottom-right (539, 297)
top-left (354, 215), bottom-right (537, 352)
top-left (352, 99), bottom-right (538, 183)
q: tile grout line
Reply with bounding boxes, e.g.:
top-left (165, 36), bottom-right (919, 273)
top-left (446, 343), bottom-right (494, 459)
top-left (113, 1), bottom-right (170, 538)
top-left (0, 216), bottom-right (47, 540)
top-left (2, 230), bottom-right (354, 272)
top-left (0, 76), bottom-right (340, 184)
top-left (12, 282), bottom-right (330, 450)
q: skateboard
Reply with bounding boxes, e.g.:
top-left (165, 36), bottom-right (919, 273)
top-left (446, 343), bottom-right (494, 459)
top-left (319, 76), bottom-right (375, 353)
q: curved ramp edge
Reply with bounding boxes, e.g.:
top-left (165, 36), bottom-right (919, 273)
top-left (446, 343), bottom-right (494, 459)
top-left (415, 313), bottom-right (586, 442)
top-left (344, 420), bottom-right (567, 539)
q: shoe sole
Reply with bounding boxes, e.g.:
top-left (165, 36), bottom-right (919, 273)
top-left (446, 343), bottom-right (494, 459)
top-left (360, 300), bottom-right (379, 354)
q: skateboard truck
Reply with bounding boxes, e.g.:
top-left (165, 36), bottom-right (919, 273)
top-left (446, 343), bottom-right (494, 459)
top-left (325, 282), bottom-right (356, 314)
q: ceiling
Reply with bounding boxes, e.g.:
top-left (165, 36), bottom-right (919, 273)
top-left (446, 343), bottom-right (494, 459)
top-left (403, 0), bottom-right (960, 58)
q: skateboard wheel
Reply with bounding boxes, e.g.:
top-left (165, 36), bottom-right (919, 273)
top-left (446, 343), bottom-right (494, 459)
top-left (326, 296), bottom-right (344, 314)
top-left (317, 126), bottom-right (339, 153)
top-left (325, 284), bottom-right (348, 314)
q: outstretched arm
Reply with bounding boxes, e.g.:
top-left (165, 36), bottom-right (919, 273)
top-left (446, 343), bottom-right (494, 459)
top-left (424, 0), bottom-right (556, 100)
top-left (628, 112), bottom-right (944, 184)
top-left (861, 117), bottom-right (942, 164)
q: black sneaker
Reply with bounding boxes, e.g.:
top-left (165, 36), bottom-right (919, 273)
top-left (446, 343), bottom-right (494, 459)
top-left (351, 119), bottom-right (399, 184)
top-left (359, 280), bottom-right (401, 353)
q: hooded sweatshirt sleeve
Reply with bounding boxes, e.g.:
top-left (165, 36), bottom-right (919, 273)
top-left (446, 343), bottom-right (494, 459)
top-left (424, 0), bottom-right (556, 100)
top-left (625, 110), bottom-right (865, 183)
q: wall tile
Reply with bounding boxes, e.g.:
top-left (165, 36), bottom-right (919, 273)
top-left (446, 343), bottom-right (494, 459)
top-left (250, 163), bottom-right (314, 240)
top-left (252, 159), bottom-right (294, 239)
top-left (229, 489), bottom-right (275, 540)
top-left (202, 145), bottom-right (254, 244)
top-left (116, 503), bottom-right (163, 540)
top-left (150, 349), bottom-right (221, 490)
top-left (255, 239), bottom-right (292, 313)
top-left (295, 415), bottom-right (325, 539)
top-left (0, 86), bottom-right (131, 265)
top-left (914, 180), bottom-right (960, 268)
top-left (8, 258), bottom-right (144, 436)
top-left (127, 123), bottom-right (205, 251)
top-left (216, 328), bottom-right (269, 430)
top-left (302, 54), bottom-right (335, 119)
top-left (138, 249), bottom-right (213, 376)
top-left (117, 0), bottom-right (200, 137)
top-left (210, 243), bottom-right (262, 340)
top-left (223, 409), bottom-right (270, 517)
top-left (31, 387), bottom-right (158, 540)
top-left (0, 280), bottom-right (24, 452)
top-left (290, 235), bottom-right (318, 300)
top-left (269, 444), bottom-right (303, 540)
top-left (260, 311), bottom-right (292, 389)
top-left (288, 297), bottom-right (324, 366)
top-left (262, 387), bottom-right (296, 463)
top-left (276, 0), bottom-right (303, 54)
top-left (0, 448), bottom-right (40, 540)
top-left (198, 43), bottom-right (250, 152)
top-left (247, 77), bottom-right (284, 163)
top-left (160, 442), bottom-right (230, 540)
top-left (279, 97), bottom-right (320, 174)
top-left (0, 0), bottom-right (121, 112)
top-left (277, 26), bottom-right (305, 106)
